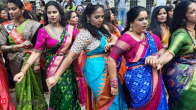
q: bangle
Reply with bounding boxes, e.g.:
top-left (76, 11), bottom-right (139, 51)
top-left (152, 52), bottom-right (161, 58)
top-left (34, 63), bottom-right (40, 66)
top-left (20, 62), bottom-right (31, 75)
top-left (158, 59), bottom-right (164, 69)
top-left (54, 74), bottom-right (60, 81)
top-left (12, 45), bottom-right (18, 51)
top-left (110, 78), bottom-right (118, 88)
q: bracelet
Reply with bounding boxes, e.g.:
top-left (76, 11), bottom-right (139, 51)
top-left (12, 45), bottom-right (18, 51)
top-left (110, 78), bottom-right (118, 88)
top-left (158, 59), bottom-right (164, 69)
top-left (152, 52), bottom-right (161, 58)
top-left (20, 63), bottom-right (31, 75)
top-left (34, 63), bottom-right (40, 66)
top-left (54, 74), bottom-right (61, 81)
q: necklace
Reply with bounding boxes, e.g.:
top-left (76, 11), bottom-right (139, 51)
top-left (187, 28), bottom-right (196, 45)
top-left (132, 31), bottom-right (145, 40)
top-left (14, 19), bottom-right (26, 27)
top-left (161, 24), bottom-right (166, 35)
top-left (49, 24), bottom-right (63, 42)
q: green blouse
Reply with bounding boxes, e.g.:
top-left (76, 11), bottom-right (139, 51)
top-left (64, 4), bottom-right (75, 13)
top-left (167, 29), bottom-right (195, 56)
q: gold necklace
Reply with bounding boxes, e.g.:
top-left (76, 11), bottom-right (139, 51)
top-left (187, 28), bottom-right (195, 38)
top-left (132, 31), bottom-right (145, 40)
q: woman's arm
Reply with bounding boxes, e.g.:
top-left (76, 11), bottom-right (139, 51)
top-left (47, 51), bottom-right (78, 88)
top-left (156, 51), bottom-right (174, 70)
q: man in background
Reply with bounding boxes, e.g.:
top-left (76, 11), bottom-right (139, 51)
top-left (23, 0), bottom-right (32, 12)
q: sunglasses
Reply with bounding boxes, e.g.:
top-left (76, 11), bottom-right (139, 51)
top-left (91, 1), bottom-right (103, 5)
top-left (77, 9), bottom-right (84, 11)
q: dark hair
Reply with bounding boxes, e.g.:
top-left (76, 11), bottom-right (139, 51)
top-left (0, 7), bottom-right (6, 23)
top-left (65, 0), bottom-right (73, 9)
top-left (75, 5), bottom-right (84, 17)
top-left (40, 0), bottom-right (45, 6)
top-left (122, 6), bottom-right (147, 35)
top-left (79, 3), bottom-right (111, 40)
top-left (7, 0), bottom-right (32, 19)
top-left (64, 11), bottom-right (75, 25)
top-left (165, 4), bottom-right (174, 12)
top-left (103, 9), bottom-right (118, 33)
top-left (44, 1), bottom-right (67, 27)
top-left (147, 6), bottom-right (170, 39)
top-left (28, 11), bottom-right (37, 21)
top-left (110, 7), bottom-right (117, 16)
top-left (170, 0), bottom-right (196, 35)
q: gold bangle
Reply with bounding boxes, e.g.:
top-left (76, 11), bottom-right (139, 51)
top-left (20, 63), bottom-right (31, 75)
top-left (158, 59), bottom-right (164, 69)
top-left (34, 63), bottom-right (40, 66)
top-left (54, 74), bottom-right (60, 81)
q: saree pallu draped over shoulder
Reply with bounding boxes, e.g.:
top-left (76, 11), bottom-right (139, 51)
top-left (41, 25), bottom-right (81, 110)
top-left (124, 32), bottom-right (168, 110)
top-left (0, 19), bottom-right (48, 110)
top-left (82, 32), bottom-right (128, 110)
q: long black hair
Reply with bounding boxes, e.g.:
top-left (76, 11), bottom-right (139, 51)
top-left (65, 0), bottom-right (73, 9)
top-left (40, 0), bottom-right (45, 6)
top-left (165, 4), bottom-right (174, 12)
top-left (7, 0), bottom-right (32, 19)
top-left (147, 6), bottom-right (170, 39)
top-left (103, 9), bottom-right (118, 33)
top-left (0, 7), bottom-right (6, 23)
top-left (122, 6), bottom-right (147, 35)
top-left (79, 3), bottom-right (111, 40)
top-left (44, 1), bottom-right (67, 27)
top-left (170, 0), bottom-right (196, 35)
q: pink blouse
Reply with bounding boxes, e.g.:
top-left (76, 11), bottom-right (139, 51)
top-left (34, 28), bottom-right (78, 51)
top-left (110, 33), bottom-right (163, 63)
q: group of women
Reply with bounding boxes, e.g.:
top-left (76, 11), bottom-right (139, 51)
top-left (1, 0), bottom-right (196, 110)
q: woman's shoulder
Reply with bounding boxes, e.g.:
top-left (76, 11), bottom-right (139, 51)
top-left (78, 29), bottom-right (91, 37)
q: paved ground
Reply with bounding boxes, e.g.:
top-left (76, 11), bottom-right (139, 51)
top-left (10, 91), bottom-right (85, 110)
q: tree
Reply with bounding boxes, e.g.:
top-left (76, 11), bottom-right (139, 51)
top-left (0, 0), bottom-right (7, 10)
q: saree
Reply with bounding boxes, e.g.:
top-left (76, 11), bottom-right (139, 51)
top-left (0, 56), bottom-right (15, 110)
top-left (71, 29), bottom-right (128, 110)
top-left (34, 25), bottom-right (81, 110)
top-left (0, 19), bottom-right (48, 110)
top-left (161, 26), bottom-right (170, 48)
top-left (162, 29), bottom-right (196, 109)
top-left (110, 32), bottom-right (168, 110)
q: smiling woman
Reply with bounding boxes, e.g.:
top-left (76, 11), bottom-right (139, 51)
top-left (0, 0), bottom-right (47, 110)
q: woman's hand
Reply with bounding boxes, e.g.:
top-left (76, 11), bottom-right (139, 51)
top-left (145, 55), bottom-right (158, 68)
top-left (104, 43), bottom-right (114, 52)
top-left (46, 77), bottom-right (58, 88)
top-left (66, 9), bottom-right (70, 12)
top-left (19, 41), bottom-right (33, 48)
top-left (34, 65), bottom-right (41, 73)
top-left (111, 87), bottom-right (118, 96)
top-left (14, 72), bottom-right (25, 83)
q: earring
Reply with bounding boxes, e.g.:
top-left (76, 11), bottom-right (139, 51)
top-left (48, 19), bottom-right (51, 24)
top-left (22, 11), bottom-right (24, 14)
top-left (181, 19), bottom-right (186, 25)
top-left (87, 20), bottom-right (89, 23)
top-left (68, 22), bottom-right (70, 25)
top-left (59, 17), bottom-right (61, 22)
top-left (129, 25), bottom-right (133, 31)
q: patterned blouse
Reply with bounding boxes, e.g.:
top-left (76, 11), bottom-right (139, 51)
top-left (71, 29), bottom-right (101, 54)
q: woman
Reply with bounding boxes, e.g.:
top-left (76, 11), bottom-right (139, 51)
top-left (47, 3), bottom-right (128, 109)
top-left (0, 8), bottom-right (8, 30)
top-left (153, 0), bottom-right (196, 109)
top-left (36, 0), bottom-right (45, 23)
top-left (64, 0), bottom-right (75, 13)
top-left (103, 9), bottom-right (126, 84)
top-left (108, 6), bottom-right (168, 109)
top-left (147, 6), bottom-right (170, 48)
top-left (75, 5), bottom-right (84, 18)
top-left (166, 4), bottom-right (174, 19)
top-left (0, 0), bottom-right (47, 109)
top-left (14, 2), bottom-right (81, 110)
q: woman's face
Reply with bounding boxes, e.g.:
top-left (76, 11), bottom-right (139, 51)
top-left (66, 0), bottom-right (70, 4)
top-left (47, 5), bottom-right (61, 24)
top-left (87, 7), bottom-right (104, 28)
top-left (69, 12), bottom-right (78, 26)
top-left (186, 2), bottom-right (196, 24)
top-left (7, 3), bottom-right (24, 20)
top-left (0, 10), bottom-right (8, 21)
top-left (110, 10), bottom-right (115, 22)
top-left (131, 11), bottom-right (148, 33)
top-left (157, 8), bottom-right (167, 23)
top-left (39, 1), bottom-right (43, 6)
top-left (76, 6), bottom-right (84, 16)
top-left (168, 8), bottom-right (174, 18)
